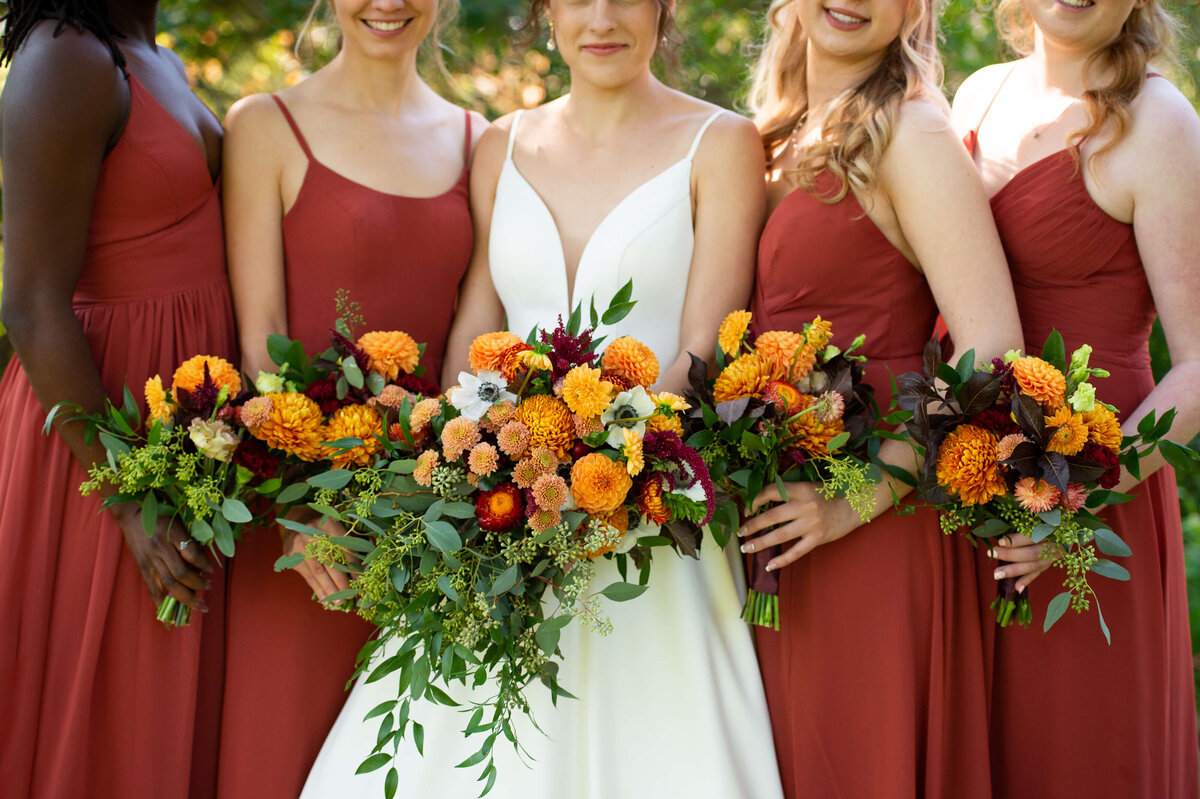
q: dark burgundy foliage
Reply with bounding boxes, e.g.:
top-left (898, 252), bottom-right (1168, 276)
top-left (541, 316), bottom-right (596, 379)
top-left (329, 329), bottom-right (371, 373)
top-left (233, 438), bottom-right (280, 483)
top-left (643, 430), bottom-right (715, 525)
top-left (175, 362), bottom-right (220, 418)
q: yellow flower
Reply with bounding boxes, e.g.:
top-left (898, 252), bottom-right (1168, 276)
top-left (469, 331), bottom-right (524, 372)
top-left (1044, 406), bottom-right (1089, 457)
top-left (560, 365), bottom-right (615, 418)
top-left (653, 392), bottom-right (690, 412)
top-left (520, 349), bottom-right (552, 371)
top-left (786, 393), bottom-right (846, 457)
top-left (805, 316), bottom-right (833, 350)
top-left (638, 477), bottom-right (671, 524)
top-left (570, 452), bottom-right (633, 515)
top-left (713, 353), bottom-right (774, 403)
top-left (253, 392), bottom-right (325, 461)
top-left (622, 428), bottom-right (645, 477)
top-left (323, 404), bottom-right (383, 468)
top-left (718, 310), bottom-right (752, 357)
top-left (357, 330), bottom-right (420, 380)
top-left (1082, 404), bottom-right (1123, 453)
top-left (646, 412), bottom-right (684, 437)
top-left (936, 424), bottom-right (1007, 505)
top-left (172, 355), bottom-right (241, 397)
top-left (144, 375), bottom-right (172, 424)
top-left (515, 395), bottom-right (575, 459)
top-left (601, 337), bottom-right (660, 388)
top-left (1013, 356), bottom-right (1067, 408)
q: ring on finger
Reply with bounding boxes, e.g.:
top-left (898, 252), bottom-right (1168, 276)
top-left (179, 540), bottom-right (192, 552)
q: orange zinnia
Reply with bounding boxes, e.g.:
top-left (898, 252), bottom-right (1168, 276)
top-left (570, 452), bottom-right (633, 515)
top-left (172, 355), bottom-right (242, 397)
top-left (357, 330), bottom-right (420, 380)
top-left (718, 310), bottom-right (752, 357)
top-left (1013, 356), bottom-right (1067, 408)
top-left (713, 353), bottom-right (774, 403)
top-left (323, 404), bottom-right (383, 468)
top-left (1044, 406), bottom-right (1089, 456)
top-left (469, 331), bottom-right (524, 372)
top-left (935, 424), bottom-right (1007, 505)
top-left (515, 395), bottom-right (575, 459)
top-left (601, 337), bottom-right (660, 388)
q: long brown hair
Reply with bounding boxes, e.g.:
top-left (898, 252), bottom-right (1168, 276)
top-left (749, 0), bottom-right (943, 203)
top-left (997, 0), bottom-right (1180, 165)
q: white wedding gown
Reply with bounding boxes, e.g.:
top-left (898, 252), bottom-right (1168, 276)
top-left (302, 110), bottom-right (783, 799)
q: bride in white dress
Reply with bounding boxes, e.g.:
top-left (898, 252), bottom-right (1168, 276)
top-left (302, 2), bottom-right (783, 796)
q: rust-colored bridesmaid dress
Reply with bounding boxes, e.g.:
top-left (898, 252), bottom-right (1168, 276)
top-left (751, 174), bottom-right (993, 799)
top-left (967, 82), bottom-right (1199, 798)
top-left (214, 96), bottom-right (473, 799)
top-left (0, 74), bottom-right (237, 798)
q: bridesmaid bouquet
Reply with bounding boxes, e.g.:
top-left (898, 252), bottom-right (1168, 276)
top-left (51, 354), bottom-right (283, 625)
top-left (896, 332), bottom-right (1194, 640)
top-left (682, 311), bottom-right (883, 630)
top-left (295, 284), bottom-right (715, 793)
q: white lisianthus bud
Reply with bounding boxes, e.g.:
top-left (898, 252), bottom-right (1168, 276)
top-left (1069, 382), bottom-right (1096, 413)
top-left (255, 370), bottom-right (287, 395)
top-left (189, 417), bottom-right (239, 462)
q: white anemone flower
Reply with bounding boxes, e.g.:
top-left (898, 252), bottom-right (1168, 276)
top-left (616, 515), bottom-right (662, 554)
top-left (447, 371), bottom-right (516, 421)
top-left (600, 385), bottom-right (656, 447)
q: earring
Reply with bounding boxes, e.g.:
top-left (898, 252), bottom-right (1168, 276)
top-left (547, 19), bottom-right (557, 51)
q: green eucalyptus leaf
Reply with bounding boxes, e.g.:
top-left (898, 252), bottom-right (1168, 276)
top-left (599, 581), bottom-right (649, 602)
top-left (1043, 591), bottom-right (1072, 632)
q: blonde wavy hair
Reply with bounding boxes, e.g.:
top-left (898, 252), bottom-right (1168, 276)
top-left (997, 0), bottom-right (1179, 165)
top-left (749, 0), bottom-right (943, 203)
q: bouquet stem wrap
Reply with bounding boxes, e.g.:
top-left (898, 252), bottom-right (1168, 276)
top-left (743, 547), bottom-right (780, 630)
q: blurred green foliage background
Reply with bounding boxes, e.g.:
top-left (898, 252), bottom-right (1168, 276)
top-left (1, 0), bottom-right (1200, 700)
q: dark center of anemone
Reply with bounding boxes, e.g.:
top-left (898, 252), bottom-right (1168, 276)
top-left (478, 383), bottom-right (501, 402)
top-left (616, 404), bottom-right (639, 422)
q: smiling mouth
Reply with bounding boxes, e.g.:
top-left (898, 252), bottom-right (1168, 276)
top-left (363, 19), bottom-right (412, 32)
top-left (825, 7), bottom-right (870, 24)
top-left (1056, 0), bottom-right (1096, 6)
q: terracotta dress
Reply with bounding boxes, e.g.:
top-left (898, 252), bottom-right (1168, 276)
top-left (751, 175), bottom-right (993, 799)
top-left (967, 86), bottom-right (1200, 798)
top-left (0, 74), bottom-right (236, 798)
top-left (214, 97), bottom-right (473, 799)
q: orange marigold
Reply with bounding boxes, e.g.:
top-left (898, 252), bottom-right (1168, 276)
top-left (570, 452), bottom-right (633, 515)
top-left (787, 393), bottom-right (846, 457)
top-left (323, 404), bottom-right (383, 468)
top-left (638, 477), bottom-right (671, 524)
top-left (469, 332), bottom-right (524, 372)
top-left (514, 395), bottom-right (575, 459)
top-left (560, 365), bottom-right (614, 418)
top-left (1044, 406), bottom-right (1089, 456)
top-left (714, 353), bottom-right (775, 403)
top-left (935, 424), bottom-right (1007, 505)
top-left (601, 337), bottom-right (660, 388)
top-left (145, 375), bottom-right (172, 424)
top-left (172, 355), bottom-right (242, 397)
top-left (1082, 404), bottom-right (1123, 453)
top-left (357, 330), bottom-right (420, 380)
top-left (1013, 356), bottom-right (1067, 408)
top-left (253, 392), bottom-right (325, 461)
top-left (718, 310), bottom-right (752, 357)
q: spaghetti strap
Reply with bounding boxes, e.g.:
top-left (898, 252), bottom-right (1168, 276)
top-left (505, 110), bottom-right (524, 162)
top-left (270, 94), bottom-right (314, 161)
top-left (686, 111), bottom-right (725, 160)
top-left (966, 63), bottom-right (1020, 154)
top-left (461, 110), bottom-right (473, 170)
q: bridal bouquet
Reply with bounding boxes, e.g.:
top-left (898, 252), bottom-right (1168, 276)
top-left (896, 332), bottom-right (1194, 640)
top-left (683, 311), bottom-right (883, 630)
top-left (295, 284), bottom-right (715, 793)
top-left (52, 354), bottom-right (281, 625)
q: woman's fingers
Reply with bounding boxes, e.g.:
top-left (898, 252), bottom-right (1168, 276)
top-left (992, 558), bottom-right (1050, 580)
top-left (988, 543), bottom-right (1045, 563)
top-left (297, 560), bottom-right (339, 601)
top-left (739, 501), bottom-right (801, 538)
top-left (324, 563), bottom-right (351, 594)
top-left (766, 535), bottom-right (821, 571)
top-left (741, 519), bottom-right (808, 553)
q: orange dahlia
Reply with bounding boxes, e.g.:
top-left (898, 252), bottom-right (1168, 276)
top-left (172, 355), bottom-right (242, 397)
top-left (1045, 406), bottom-right (1089, 456)
top-left (1013, 356), bottom-right (1067, 408)
top-left (645, 412), bottom-right (684, 437)
top-left (805, 316), bottom-right (833, 350)
top-left (323, 404), bottom-right (383, 467)
top-left (253, 392), bottom-right (325, 461)
top-left (935, 424), bottom-right (1007, 505)
top-left (145, 375), bottom-right (172, 424)
top-left (514, 395), bottom-right (575, 459)
top-left (621, 428), bottom-right (645, 477)
top-left (357, 330), bottom-right (420, 380)
top-left (1082, 404), bottom-right (1123, 453)
top-left (570, 452), bottom-right (633, 515)
top-left (469, 332), bottom-right (524, 372)
top-left (560, 365), bottom-right (615, 418)
top-left (754, 331), bottom-right (811, 380)
top-left (638, 477), bottom-right (671, 524)
top-left (601, 337), bottom-right (660, 388)
top-left (713, 353), bottom-right (775, 403)
top-left (718, 310), bottom-right (752, 357)
top-left (787, 393), bottom-right (846, 457)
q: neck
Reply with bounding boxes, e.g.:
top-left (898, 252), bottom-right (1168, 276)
top-left (326, 47), bottom-right (427, 113)
top-left (1029, 31), bottom-right (1097, 97)
top-left (561, 69), bottom-right (661, 142)
top-left (804, 45), bottom-right (885, 114)
top-left (107, 1), bottom-right (159, 46)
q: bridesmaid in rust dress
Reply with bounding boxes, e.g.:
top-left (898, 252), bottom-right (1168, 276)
top-left (0, 3), bottom-right (234, 797)
top-left (952, 0), bottom-right (1200, 794)
top-left (736, 0), bottom-right (1024, 796)
top-left (217, 0), bottom-right (484, 795)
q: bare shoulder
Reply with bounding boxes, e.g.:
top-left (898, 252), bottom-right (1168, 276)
top-left (1128, 75), bottom-right (1200, 152)
top-left (158, 45), bottom-right (190, 82)
top-left (691, 110), bottom-right (763, 169)
top-left (887, 95), bottom-right (956, 159)
top-left (223, 92), bottom-right (289, 137)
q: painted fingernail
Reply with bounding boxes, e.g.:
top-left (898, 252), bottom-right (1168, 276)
top-left (987, 549), bottom-right (995, 558)
top-left (198, 602), bottom-right (209, 613)
top-left (741, 543), bottom-right (753, 553)
top-left (994, 570), bottom-right (1005, 580)
top-left (765, 563), bottom-right (775, 572)
top-left (1017, 584), bottom-right (1026, 594)
top-left (737, 527), bottom-right (747, 538)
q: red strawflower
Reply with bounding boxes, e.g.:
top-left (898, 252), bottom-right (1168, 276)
top-left (476, 483), bottom-right (525, 532)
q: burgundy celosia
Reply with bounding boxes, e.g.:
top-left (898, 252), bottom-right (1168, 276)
top-left (642, 430), bottom-right (715, 525)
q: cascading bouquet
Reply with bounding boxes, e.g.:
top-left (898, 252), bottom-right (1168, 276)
top-left (49, 354), bottom-right (282, 625)
top-left (682, 311), bottom-right (882, 630)
top-left (896, 332), bottom-right (1194, 640)
top-left (292, 284), bottom-right (715, 794)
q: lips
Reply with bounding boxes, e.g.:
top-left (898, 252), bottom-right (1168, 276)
top-left (824, 6), bottom-right (870, 29)
top-left (580, 43), bottom-right (629, 56)
top-left (1055, 0), bottom-right (1095, 7)
top-left (363, 18), bottom-right (412, 33)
